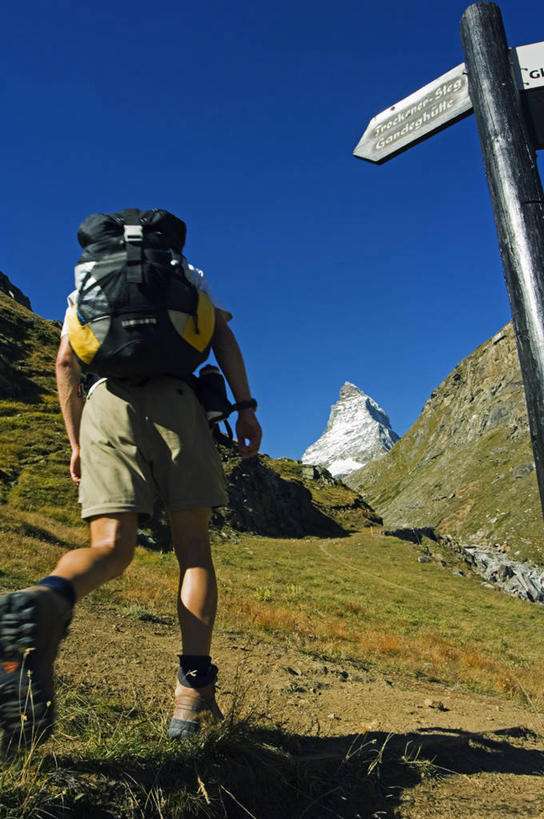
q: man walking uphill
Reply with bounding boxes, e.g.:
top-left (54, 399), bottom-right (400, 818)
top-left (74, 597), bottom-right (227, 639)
top-left (0, 208), bottom-right (262, 749)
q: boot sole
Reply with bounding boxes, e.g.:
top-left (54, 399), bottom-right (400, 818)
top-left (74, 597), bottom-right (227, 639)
top-left (0, 592), bottom-right (54, 748)
top-left (168, 716), bottom-right (201, 739)
top-left (168, 708), bottom-right (223, 739)
top-left (169, 691), bottom-right (223, 740)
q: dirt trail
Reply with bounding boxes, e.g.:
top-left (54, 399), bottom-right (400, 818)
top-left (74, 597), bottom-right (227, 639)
top-left (55, 597), bottom-right (544, 818)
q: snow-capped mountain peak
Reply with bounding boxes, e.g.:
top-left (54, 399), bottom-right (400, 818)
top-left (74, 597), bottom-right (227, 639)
top-left (301, 382), bottom-right (399, 478)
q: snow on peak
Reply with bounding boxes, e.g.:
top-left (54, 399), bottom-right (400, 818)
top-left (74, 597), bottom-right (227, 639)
top-left (301, 382), bottom-right (399, 479)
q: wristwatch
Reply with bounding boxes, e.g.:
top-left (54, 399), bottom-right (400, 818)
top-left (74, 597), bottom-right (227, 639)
top-left (232, 399), bottom-right (258, 411)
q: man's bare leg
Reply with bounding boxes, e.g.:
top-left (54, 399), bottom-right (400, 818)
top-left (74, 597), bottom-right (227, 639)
top-left (168, 507), bottom-right (222, 739)
top-left (50, 512), bottom-right (139, 601)
top-left (169, 507), bottom-right (217, 654)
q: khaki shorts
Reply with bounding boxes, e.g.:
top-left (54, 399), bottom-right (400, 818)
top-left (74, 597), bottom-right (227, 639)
top-left (78, 377), bottom-right (228, 520)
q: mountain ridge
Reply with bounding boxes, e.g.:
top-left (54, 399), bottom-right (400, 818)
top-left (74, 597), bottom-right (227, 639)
top-left (347, 322), bottom-right (542, 563)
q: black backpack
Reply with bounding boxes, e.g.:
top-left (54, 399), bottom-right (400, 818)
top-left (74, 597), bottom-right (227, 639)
top-left (67, 208), bottom-right (215, 379)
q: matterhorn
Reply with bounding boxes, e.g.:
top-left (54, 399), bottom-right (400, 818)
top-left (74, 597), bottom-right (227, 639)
top-left (301, 382), bottom-right (399, 479)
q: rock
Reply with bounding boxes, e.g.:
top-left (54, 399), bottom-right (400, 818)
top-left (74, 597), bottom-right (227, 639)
top-left (301, 464), bottom-right (336, 484)
top-left (381, 527), bottom-right (437, 544)
top-left (0, 272), bottom-right (31, 310)
top-left (495, 564), bottom-right (514, 582)
top-left (511, 463), bottom-right (535, 479)
top-left (137, 530), bottom-right (158, 549)
top-left (222, 457), bottom-right (346, 537)
top-left (424, 699), bottom-right (448, 711)
top-left (439, 536), bottom-right (544, 604)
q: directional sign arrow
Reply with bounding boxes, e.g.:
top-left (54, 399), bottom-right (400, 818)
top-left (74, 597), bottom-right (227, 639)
top-left (354, 41), bottom-right (544, 164)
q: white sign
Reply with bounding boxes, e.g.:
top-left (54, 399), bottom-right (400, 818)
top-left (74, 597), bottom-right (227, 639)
top-left (511, 41), bottom-right (544, 90)
top-left (353, 63), bottom-right (471, 164)
top-left (354, 42), bottom-right (544, 164)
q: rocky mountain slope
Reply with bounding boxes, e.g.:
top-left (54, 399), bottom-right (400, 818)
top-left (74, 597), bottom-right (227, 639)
top-left (348, 323), bottom-right (543, 563)
top-left (0, 274), bottom-right (380, 539)
top-left (302, 381), bottom-right (399, 478)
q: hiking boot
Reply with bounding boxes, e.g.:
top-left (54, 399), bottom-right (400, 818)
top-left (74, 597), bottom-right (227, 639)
top-left (168, 664), bottom-right (223, 740)
top-left (0, 586), bottom-right (72, 749)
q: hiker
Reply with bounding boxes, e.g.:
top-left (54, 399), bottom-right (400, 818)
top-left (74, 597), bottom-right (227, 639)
top-left (0, 209), bottom-right (262, 748)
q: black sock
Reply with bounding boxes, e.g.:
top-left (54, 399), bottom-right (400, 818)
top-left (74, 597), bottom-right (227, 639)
top-left (178, 654), bottom-right (216, 687)
top-left (37, 576), bottom-right (76, 608)
top-left (179, 654), bottom-right (212, 676)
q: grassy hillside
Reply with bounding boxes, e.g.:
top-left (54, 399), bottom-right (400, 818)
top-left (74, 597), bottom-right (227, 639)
top-left (0, 291), bottom-right (80, 522)
top-left (349, 324), bottom-right (543, 564)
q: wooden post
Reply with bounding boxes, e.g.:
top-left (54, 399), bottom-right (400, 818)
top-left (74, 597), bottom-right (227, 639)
top-left (460, 2), bottom-right (544, 517)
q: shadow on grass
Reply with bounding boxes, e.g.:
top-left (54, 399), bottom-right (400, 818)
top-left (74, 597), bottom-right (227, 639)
top-left (20, 723), bottom-right (543, 819)
top-left (0, 515), bottom-right (73, 549)
top-left (0, 352), bottom-right (48, 402)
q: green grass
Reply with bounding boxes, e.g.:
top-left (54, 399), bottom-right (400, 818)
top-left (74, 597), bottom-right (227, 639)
top-left (0, 402), bottom-right (78, 518)
top-left (0, 292), bottom-right (60, 393)
top-left (210, 532), bottom-right (544, 701)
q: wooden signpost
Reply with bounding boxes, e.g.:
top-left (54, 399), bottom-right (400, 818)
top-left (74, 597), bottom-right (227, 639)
top-left (354, 2), bottom-right (544, 517)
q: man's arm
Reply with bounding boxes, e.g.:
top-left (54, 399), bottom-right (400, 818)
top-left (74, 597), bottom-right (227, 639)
top-left (56, 335), bottom-right (83, 483)
top-left (211, 310), bottom-right (262, 458)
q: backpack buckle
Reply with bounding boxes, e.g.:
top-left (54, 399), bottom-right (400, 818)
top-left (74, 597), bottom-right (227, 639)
top-left (124, 225), bottom-right (144, 282)
top-left (124, 225), bottom-right (143, 243)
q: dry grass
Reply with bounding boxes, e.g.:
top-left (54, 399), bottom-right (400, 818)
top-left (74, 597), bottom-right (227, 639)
top-left (210, 531), bottom-right (544, 706)
top-left (0, 673), bottom-right (388, 819)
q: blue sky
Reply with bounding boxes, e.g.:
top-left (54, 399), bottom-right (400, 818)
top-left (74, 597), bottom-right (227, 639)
top-left (2, 0), bottom-right (543, 459)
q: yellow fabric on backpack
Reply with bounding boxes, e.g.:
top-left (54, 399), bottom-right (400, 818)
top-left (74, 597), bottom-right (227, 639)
top-left (169, 290), bottom-right (215, 353)
top-left (66, 304), bottom-right (100, 364)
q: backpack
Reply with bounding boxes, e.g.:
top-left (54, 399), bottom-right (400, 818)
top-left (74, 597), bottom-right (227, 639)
top-left (67, 208), bottom-right (215, 380)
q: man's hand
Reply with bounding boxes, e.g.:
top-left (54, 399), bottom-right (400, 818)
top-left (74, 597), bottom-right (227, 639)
top-left (70, 445), bottom-right (81, 484)
top-left (236, 410), bottom-right (262, 458)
